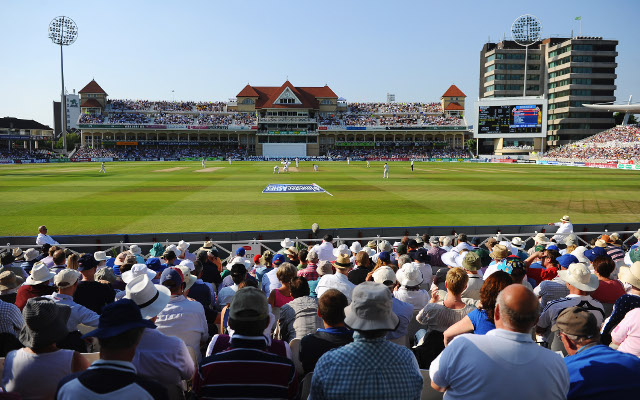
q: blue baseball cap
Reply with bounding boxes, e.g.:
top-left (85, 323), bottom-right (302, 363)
top-left (378, 251), bottom-right (391, 263)
top-left (546, 245), bottom-right (560, 252)
top-left (556, 254), bottom-right (579, 269)
top-left (145, 257), bottom-right (162, 272)
top-left (273, 254), bottom-right (286, 266)
top-left (584, 247), bottom-right (608, 262)
top-left (82, 299), bottom-right (155, 339)
top-left (160, 267), bottom-right (184, 286)
top-left (236, 247), bottom-right (246, 257)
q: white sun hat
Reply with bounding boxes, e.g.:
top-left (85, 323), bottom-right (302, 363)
top-left (125, 275), bottom-right (171, 320)
top-left (280, 238), bottom-right (294, 248)
top-left (350, 241), bottom-right (362, 254)
top-left (122, 263), bottom-right (157, 284)
top-left (333, 244), bottom-right (350, 258)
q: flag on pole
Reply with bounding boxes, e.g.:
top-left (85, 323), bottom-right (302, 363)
top-left (575, 16), bottom-right (582, 20)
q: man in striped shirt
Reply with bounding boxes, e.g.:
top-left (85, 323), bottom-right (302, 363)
top-left (194, 287), bottom-right (298, 399)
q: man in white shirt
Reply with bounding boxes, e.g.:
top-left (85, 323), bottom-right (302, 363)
top-left (314, 235), bottom-right (337, 262)
top-left (316, 254), bottom-right (356, 302)
top-left (125, 274), bottom-right (196, 387)
top-left (383, 163), bottom-right (389, 178)
top-left (35, 225), bottom-right (59, 246)
top-left (45, 269), bottom-right (100, 333)
top-left (155, 267), bottom-right (208, 361)
top-left (548, 215), bottom-right (574, 243)
top-left (430, 285), bottom-right (569, 399)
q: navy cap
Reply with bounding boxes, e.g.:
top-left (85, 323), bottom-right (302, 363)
top-left (378, 251), bottom-right (391, 263)
top-left (160, 267), bottom-right (184, 286)
top-left (78, 254), bottom-right (98, 271)
top-left (145, 257), bottom-right (162, 272)
top-left (273, 254), bottom-right (286, 266)
top-left (414, 248), bottom-right (429, 263)
top-left (82, 299), bottom-right (155, 339)
top-left (584, 247), bottom-right (608, 262)
top-left (556, 254), bottom-right (579, 269)
top-left (236, 247), bottom-right (246, 256)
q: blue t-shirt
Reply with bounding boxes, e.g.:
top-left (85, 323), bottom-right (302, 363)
top-left (565, 344), bottom-right (640, 399)
top-left (467, 308), bottom-right (495, 335)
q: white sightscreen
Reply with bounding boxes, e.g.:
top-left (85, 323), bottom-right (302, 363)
top-left (262, 143), bottom-right (307, 158)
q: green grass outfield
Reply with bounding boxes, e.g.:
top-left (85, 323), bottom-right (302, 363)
top-left (1, 160), bottom-right (640, 236)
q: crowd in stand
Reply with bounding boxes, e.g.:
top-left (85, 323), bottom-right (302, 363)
top-left (78, 114), bottom-right (105, 124)
top-left (327, 147), bottom-right (468, 159)
top-left (108, 100), bottom-right (228, 113)
top-left (2, 221), bottom-right (640, 398)
top-left (108, 113), bottom-right (150, 124)
top-left (348, 102), bottom-right (442, 114)
top-left (71, 146), bottom-right (233, 160)
top-left (318, 113), bottom-right (463, 127)
top-left (544, 126), bottom-right (640, 162)
top-left (0, 149), bottom-right (55, 160)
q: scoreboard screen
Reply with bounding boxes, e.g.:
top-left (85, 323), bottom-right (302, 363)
top-left (478, 105), bottom-right (543, 134)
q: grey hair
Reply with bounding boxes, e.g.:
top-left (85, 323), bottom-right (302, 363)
top-left (496, 290), bottom-right (540, 332)
top-left (307, 251), bottom-right (319, 262)
top-left (397, 254), bottom-right (413, 268)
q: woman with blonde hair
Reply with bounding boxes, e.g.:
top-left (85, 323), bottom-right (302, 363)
top-left (66, 253), bottom-right (79, 270)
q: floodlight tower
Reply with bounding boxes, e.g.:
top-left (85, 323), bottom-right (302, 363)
top-left (511, 14), bottom-right (542, 97)
top-left (48, 16), bottom-right (78, 154)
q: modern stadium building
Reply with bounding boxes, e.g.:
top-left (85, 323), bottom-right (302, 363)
top-left (75, 80), bottom-right (470, 158)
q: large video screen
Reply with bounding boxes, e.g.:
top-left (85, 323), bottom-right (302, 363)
top-left (478, 104), bottom-right (543, 134)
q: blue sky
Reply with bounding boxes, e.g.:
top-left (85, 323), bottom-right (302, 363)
top-left (1, 0), bottom-right (638, 127)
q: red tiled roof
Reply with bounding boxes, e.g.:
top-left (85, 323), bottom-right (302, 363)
top-left (442, 84), bottom-right (466, 98)
top-left (237, 84), bottom-right (259, 97)
top-left (79, 80), bottom-right (107, 94)
top-left (80, 99), bottom-right (103, 108)
top-left (445, 102), bottom-right (464, 111)
top-left (237, 81), bottom-right (338, 109)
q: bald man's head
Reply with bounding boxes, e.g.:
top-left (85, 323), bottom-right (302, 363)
top-left (495, 284), bottom-right (540, 333)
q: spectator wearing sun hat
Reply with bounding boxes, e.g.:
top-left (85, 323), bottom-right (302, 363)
top-left (0, 270), bottom-right (24, 304)
top-left (56, 299), bottom-right (167, 400)
top-left (548, 215), bottom-right (574, 243)
top-left (316, 254), bottom-right (356, 302)
top-left (0, 251), bottom-right (27, 279)
top-left (124, 274), bottom-right (195, 387)
top-left (218, 250), bottom-right (259, 293)
top-left (372, 266), bottom-right (413, 342)
top-left (17, 248), bottom-right (39, 274)
top-left (15, 263), bottom-right (56, 311)
top-left (395, 263), bottom-right (430, 310)
top-left (460, 252), bottom-right (484, 301)
top-left (310, 282), bottom-right (423, 399)
top-left (93, 251), bottom-right (108, 270)
top-left (3, 297), bottom-right (91, 399)
top-left (155, 267), bottom-right (208, 361)
top-left (482, 244), bottom-right (511, 280)
top-left (177, 240), bottom-right (196, 262)
top-left (310, 260), bottom-right (333, 298)
top-left (349, 241), bottom-right (362, 263)
top-left (73, 254), bottom-right (115, 315)
top-left (537, 263), bottom-right (604, 346)
top-left (128, 245), bottom-right (145, 264)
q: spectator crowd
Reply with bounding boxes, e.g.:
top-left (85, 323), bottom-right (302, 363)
top-left (2, 222), bottom-right (640, 398)
top-left (544, 125), bottom-right (640, 162)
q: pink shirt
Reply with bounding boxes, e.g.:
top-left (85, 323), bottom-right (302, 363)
top-left (612, 307), bottom-right (640, 357)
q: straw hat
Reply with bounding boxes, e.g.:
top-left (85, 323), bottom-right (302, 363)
top-left (489, 244), bottom-right (510, 260)
top-left (334, 254), bottom-right (353, 269)
top-left (0, 271), bottom-right (24, 291)
top-left (619, 262), bottom-right (640, 289)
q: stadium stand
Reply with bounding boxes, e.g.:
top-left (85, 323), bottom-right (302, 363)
top-left (2, 230), bottom-right (640, 398)
top-left (543, 125), bottom-right (640, 162)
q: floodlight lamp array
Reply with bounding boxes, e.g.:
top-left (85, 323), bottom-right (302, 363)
top-left (511, 14), bottom-right (542, 47)
top-left (48, 16), bottom-right (78, 46)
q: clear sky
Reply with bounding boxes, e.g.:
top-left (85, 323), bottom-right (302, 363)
top-left (1, 0), bottom-right (638, 127)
